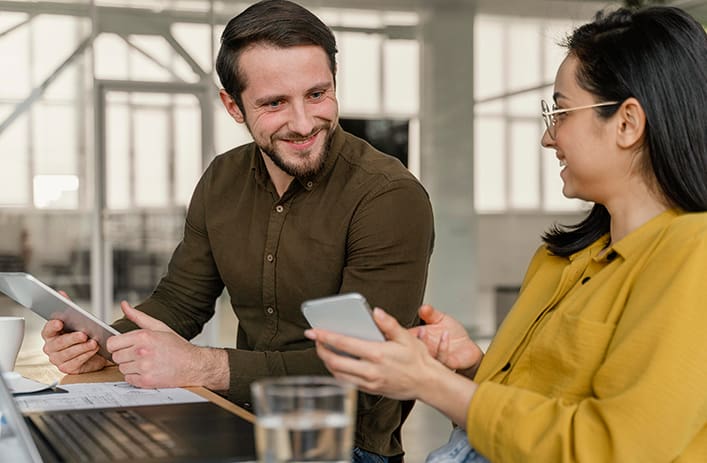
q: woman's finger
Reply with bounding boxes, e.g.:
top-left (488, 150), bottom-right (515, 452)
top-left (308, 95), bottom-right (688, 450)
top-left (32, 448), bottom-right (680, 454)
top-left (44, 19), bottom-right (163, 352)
top-left (371, 308), bottom-right (409, 343)
top-left (418, 304), bottom-right (445, 325)
top-left (436, 331), bottom-right (451, 366)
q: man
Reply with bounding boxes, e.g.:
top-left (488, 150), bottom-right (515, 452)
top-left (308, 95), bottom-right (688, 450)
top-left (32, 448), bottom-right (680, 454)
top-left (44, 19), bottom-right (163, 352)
top-left (41, 1), bottom-right (434, 461)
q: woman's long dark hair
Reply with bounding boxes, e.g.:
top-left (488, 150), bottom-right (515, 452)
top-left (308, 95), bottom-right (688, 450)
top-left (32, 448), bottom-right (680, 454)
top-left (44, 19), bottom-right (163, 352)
top-left (543, 6), bottom-right (707, 256)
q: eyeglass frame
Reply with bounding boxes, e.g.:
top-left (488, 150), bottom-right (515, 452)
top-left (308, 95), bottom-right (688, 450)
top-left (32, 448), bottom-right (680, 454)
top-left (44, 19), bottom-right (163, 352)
top-left (541, 99), bottom-right (620, 139)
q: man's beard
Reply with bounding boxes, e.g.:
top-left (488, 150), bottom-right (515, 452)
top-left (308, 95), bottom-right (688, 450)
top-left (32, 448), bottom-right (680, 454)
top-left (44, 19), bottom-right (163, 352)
top-left (259, 124), bottom-right (334, 178)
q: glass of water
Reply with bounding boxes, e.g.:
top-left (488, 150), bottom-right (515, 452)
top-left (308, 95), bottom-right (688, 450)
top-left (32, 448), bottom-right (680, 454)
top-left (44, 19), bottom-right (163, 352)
top-left (250, 376), bottom-right (357, 463)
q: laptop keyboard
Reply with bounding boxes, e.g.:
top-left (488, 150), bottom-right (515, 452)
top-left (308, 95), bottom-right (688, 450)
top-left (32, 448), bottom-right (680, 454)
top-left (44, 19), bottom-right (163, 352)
top-left (29, 409), bottom-right (188, 462)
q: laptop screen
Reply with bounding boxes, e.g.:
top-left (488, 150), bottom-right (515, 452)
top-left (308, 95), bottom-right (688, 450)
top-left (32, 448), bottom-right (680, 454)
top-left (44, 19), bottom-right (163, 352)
top-left (0, 370), bottom-right (43, 463)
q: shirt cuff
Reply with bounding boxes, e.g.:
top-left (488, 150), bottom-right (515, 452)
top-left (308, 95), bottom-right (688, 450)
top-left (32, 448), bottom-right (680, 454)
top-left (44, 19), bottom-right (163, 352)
top-left (466, 381), bottom-right (509, 461)
top-left (225, 348), bottom-right (271, 402)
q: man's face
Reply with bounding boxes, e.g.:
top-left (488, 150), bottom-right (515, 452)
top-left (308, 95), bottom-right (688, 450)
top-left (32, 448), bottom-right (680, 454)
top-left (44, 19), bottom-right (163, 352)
top-left (227, 44), bottom-right (338, 178)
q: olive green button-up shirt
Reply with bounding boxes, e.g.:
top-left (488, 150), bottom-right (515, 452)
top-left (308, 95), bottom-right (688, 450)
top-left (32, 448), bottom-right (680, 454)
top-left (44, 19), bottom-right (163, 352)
top-left (113, 125), bottom-right (435, 456)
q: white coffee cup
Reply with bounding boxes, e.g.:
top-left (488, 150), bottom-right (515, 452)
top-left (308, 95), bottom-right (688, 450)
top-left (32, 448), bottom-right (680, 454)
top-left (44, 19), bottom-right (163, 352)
top-left (0, 316), bottom-right (25, 372)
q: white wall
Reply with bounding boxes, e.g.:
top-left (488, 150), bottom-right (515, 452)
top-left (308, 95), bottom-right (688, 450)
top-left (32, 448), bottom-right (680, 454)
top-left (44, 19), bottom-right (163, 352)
top-left (474, 211), bottom-right (585, 333)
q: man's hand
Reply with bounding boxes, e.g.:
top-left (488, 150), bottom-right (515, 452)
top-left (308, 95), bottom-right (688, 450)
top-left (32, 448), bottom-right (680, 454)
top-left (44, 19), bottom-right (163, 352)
top-left (41, 291), bottom-right (109, 375)
top-left (107, 301), bottom-right (229, 391)
top-left (42, 319), bottom-right (109, 374)
top-left (409, 304), bottom-right (484, 377)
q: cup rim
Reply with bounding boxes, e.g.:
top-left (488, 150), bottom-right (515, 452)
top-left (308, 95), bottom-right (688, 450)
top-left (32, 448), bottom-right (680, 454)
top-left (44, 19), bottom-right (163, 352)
top-left (0, 316), bottom-right (25, 321)
top-left (251, 375), bottom-right (355, 395)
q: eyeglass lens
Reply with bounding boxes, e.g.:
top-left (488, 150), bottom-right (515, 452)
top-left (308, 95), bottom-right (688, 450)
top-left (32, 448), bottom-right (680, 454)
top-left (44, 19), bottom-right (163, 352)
top-left (541, 100), bottom-right (555, 139)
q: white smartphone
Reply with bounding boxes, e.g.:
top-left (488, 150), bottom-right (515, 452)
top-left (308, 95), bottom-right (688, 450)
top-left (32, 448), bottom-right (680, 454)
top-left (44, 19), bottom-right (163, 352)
top-left (0, 272), bottom-right (119, 361)
top-left (301, 292), bottom-right (385, 343)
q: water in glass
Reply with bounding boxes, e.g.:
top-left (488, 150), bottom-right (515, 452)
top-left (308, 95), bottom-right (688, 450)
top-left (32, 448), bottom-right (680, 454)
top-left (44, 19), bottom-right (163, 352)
top-left (255, 409), bottom-right (354, 462)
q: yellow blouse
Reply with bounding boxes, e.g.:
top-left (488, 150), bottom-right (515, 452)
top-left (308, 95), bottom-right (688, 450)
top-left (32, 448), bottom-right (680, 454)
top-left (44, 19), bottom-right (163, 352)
top-left (468, 209), bottom-right (707, 462)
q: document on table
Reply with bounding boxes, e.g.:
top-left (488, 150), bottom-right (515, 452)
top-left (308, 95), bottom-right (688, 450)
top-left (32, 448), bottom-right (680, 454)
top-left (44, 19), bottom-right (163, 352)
top-left (2, 372), bottom-right (59, 395)
top-left (14, 382), bottom-right (207, 413)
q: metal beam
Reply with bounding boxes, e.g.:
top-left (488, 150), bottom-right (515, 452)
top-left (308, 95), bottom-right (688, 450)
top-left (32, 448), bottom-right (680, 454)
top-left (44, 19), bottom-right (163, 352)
top-left (93, 79), bottom-right (207, 93)
top-left (0, 15), bottom-right (32, 40)
top-left (0, 1), bottom-right (420, 33)
top-left (475, 82), bottom-right (553, 104)
top-left (119, 34), bottom-right (186, 82)
top-left (0, 35), bottom-right (92, 137)
top-left (163, 31), bottom-right (207, 78)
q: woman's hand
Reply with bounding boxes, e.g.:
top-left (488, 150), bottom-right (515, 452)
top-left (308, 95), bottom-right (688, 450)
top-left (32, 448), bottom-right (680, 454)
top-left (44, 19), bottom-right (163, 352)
top-left (306, 307), bottom-right (444, 400)
top-left (305, 307), bottom-right (477, 427)
top-left (409, 304), bottom-right (484, 377)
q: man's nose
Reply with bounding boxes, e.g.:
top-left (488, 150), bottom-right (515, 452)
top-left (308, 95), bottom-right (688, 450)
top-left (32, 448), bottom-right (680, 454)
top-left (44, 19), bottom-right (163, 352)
top-left (288, 101), bottom-right (316, 136)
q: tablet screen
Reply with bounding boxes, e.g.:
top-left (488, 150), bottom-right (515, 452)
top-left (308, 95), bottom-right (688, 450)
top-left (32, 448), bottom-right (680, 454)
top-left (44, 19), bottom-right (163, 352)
top-left (0, 272), bottom-right (118, 361)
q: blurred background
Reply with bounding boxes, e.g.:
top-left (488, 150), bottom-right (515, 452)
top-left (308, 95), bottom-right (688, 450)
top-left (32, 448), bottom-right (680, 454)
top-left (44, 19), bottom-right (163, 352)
top-left (0, 0), bottom-right (705, 456)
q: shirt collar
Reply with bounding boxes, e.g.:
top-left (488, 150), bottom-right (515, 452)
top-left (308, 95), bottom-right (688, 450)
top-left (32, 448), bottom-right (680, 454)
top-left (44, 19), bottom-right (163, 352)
top-left (589, 208), bottom-right (682, 263)
top-left (609, 208), bottom-right (681, 259)
top-left (249, 143), bottom-right (270, 188)
top-left (295, 124), bottom-right (344, 191)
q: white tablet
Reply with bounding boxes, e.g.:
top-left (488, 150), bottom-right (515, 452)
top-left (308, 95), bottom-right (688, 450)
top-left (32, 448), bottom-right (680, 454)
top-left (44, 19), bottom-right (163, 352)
top-left (0, 272), bottom-right (118, 361)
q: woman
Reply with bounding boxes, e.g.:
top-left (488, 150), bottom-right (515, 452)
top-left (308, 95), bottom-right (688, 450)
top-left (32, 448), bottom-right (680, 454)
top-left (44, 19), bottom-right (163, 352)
top-left (306, 6), bottom-right (707, 462)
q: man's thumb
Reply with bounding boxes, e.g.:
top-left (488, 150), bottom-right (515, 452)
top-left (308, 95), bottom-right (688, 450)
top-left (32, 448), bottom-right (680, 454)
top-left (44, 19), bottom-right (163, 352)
top-left (120, 301), bottom-right (172, 332)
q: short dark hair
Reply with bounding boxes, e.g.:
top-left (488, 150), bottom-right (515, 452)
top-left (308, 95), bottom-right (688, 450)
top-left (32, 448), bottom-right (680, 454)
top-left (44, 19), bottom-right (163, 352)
top-left (215, 0), bottom-right (338, 113)
top-left (543, 6), bottom-right (707, 256)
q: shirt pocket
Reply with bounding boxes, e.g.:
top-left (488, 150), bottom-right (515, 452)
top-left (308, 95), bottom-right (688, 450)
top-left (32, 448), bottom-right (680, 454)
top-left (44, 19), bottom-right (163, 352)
top-left (529, 311), bottom-right (616, 401)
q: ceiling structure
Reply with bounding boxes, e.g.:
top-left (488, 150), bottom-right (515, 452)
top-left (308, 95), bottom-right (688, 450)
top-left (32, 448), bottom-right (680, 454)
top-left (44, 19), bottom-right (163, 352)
top-left (1, 0), bottom-right (705, 23)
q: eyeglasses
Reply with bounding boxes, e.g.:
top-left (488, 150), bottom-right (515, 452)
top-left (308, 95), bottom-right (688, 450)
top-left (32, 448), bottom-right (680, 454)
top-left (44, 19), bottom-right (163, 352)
top-left (541, 99), bottom-right (620, 139)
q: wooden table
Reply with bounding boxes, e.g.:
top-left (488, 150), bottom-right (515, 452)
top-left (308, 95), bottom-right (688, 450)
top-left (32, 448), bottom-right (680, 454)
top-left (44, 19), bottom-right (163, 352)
top-left (15, 346), bottom-right (255, 423)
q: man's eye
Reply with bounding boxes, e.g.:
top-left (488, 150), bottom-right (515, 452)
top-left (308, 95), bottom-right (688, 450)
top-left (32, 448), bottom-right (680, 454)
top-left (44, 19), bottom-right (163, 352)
top-left (310, 91), bottom-right (324, 99)
top-left (266, 100), bottom-right (283, 108)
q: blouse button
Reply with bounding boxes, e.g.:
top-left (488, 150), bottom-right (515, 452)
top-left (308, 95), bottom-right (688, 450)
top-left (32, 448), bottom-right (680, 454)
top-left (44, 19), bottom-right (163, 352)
top-left (275, 205), bottom-right (284, 213)
top-left (266, 254), bottom-right (274, 263)
top-left (266, 307), bottom-right (274, 315)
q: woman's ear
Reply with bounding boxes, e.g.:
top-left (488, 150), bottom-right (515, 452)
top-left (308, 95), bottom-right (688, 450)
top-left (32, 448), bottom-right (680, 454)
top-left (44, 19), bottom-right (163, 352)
top-left (218, 89), bottom-right (245, 123)
top-left (615, 97), bottom-right (646, 149)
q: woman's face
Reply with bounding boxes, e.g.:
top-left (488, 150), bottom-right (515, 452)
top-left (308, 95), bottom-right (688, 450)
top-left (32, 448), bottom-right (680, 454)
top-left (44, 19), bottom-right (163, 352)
top-left (541, 55), bottom-right (628, 204)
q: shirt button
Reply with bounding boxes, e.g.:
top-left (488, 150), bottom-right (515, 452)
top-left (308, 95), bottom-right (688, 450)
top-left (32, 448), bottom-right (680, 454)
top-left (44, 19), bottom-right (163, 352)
top-left (266, 254), bottom-right (274, 262)
top-left (266, 307), bottom-right (274, 315)
top-left (501, 362), bottom-right (511, 372)
top-left (275, 205), bottom-right (284, 213)
top-left (581, 276), bottom-right (591, 285)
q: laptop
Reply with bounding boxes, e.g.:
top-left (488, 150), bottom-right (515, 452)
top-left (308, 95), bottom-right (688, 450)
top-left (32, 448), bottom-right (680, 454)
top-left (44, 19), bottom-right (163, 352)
top-left (0, 369), bottom-right (256, 462)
